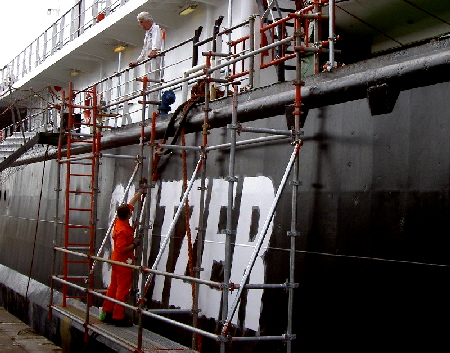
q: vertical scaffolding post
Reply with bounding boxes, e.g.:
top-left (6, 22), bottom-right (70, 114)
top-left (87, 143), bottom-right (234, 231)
top-left (328, 0), bottom-right (336, 69)
top-left (220, 85), bottom-right (239, 353)
top-left (286, 13), bottom-right (304, 352)
top-left (313, 0), bottom-right (321, 73)
top-left (85, 85), bottom-right (100, 342)
top-left (248, 15), bottom-right (256, 88)
top-left (138, 110), bottom-right (158, 352)
top-left (221, 144), bottom-right (301, 337)
top-left (135, 77), bottom-right (152, 352)
top-left (191, 152), bottom-right (206, 351)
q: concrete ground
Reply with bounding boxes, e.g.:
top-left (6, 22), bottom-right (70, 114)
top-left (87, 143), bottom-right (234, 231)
top-left (0, 307), bottom-right (62, 352)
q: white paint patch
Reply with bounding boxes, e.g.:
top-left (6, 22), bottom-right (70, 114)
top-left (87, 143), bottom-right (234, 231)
top-left (105, 176), bottom-right (275, 331)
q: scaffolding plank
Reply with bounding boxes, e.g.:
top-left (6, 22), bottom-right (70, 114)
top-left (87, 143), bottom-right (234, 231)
top-left (53, 305), bottom-right (198, 352)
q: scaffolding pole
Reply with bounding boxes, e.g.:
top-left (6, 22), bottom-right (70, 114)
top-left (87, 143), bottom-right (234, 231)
top-left (221, 143), bottom-right (301, 336)
top-left (43, 4), bottom-right (336, 349)
top-left (220, 85), bottom-right (239, 353)
top-left (89, 161), bottom-right (140, 275)
top-left (143, 156), bottom-right (204, 292)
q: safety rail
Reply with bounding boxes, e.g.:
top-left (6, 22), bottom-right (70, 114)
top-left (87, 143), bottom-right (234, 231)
top-left (50, 249), bottom-right (296, 344)
top-left (0, 0), bottom-right (129, 94)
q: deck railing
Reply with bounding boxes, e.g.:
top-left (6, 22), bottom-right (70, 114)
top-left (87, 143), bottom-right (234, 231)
top-left (0, 0), bottom-right (129, 94)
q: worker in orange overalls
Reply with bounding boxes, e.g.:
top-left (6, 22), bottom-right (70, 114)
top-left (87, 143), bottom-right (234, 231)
top-left (100, 189), bottom-right (145, 327)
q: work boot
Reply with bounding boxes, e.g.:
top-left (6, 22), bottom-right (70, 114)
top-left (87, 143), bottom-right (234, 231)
top-left (99, 311), bottom-right (113, 324)
top-left (114, 318), bottom-right (133, 327)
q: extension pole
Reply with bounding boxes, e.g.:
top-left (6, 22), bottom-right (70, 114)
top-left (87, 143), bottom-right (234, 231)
top-left (89, 162), bottom-right (140, 274)
top-left (221, 144), bottom-right (301, 335)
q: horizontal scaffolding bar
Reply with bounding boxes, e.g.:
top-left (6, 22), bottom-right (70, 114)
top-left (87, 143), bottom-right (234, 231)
top-left (205, 135), bottom-right (289, 151)
top-left (238, 126), bottom-right (293, 136)
top-left (231, 335), bottom-right (295, 342)
top-left (90, 255), bottom-right (223, 289)
top-left (56, 275), bottom-right (88, 280)
top-left (149, 309), bottom-right (192, 315)
top-left (69, 161), bottom-right (94, 165)
top-left (100, 153), bottom-right (140, 160)
top-left (53, 275), bottom-right (220, 341)
top-left (137, 100), bottom-right (161, 105)
top-left (59, 153), bottom-right (94, 163)
top-left (156, 144), bottom-right (203, 152)
top-left (66, 246), bottom-right (90, 251)
top-left (202, 51), bottom-right (230, 58)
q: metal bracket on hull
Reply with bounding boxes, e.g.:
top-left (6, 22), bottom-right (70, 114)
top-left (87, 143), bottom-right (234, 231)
top-left (367, 83), bottom-right (399, 116)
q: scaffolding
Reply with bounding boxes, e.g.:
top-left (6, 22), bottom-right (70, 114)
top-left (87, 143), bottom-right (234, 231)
top-left (45, 1), bottom-right (336, 352)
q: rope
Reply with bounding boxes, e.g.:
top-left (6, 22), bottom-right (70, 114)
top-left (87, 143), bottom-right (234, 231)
top-left (25, 146), bottom-right (49, 299)
top-left (151, 85), bottom-right (204, 181)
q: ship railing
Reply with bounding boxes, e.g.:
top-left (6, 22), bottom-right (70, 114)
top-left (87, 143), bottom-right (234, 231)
top-left (0, 108), bottom-right (56, 143)
top-left (0, 0), bottom-right (130, 95)
top-left (77, 13), bottom-right (305, 128)
top-left (1, 1), bottom-right (336, 136)
top-left (89, 3), bottom-right (336, 123)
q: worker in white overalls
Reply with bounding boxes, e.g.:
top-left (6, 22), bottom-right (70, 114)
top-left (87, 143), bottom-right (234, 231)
top-left (129, 12), bottom-right (162, 116)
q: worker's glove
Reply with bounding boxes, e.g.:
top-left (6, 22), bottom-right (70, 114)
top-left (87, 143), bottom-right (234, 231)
top-left (133, 237), bottom-right (141, 249)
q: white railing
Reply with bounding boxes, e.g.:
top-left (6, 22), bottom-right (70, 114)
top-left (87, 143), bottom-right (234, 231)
top-left (0, 0), bottom-right (129, 95)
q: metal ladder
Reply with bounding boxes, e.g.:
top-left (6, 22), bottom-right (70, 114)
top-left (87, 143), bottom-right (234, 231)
top-left (59, 83), bottom-right (101, 307)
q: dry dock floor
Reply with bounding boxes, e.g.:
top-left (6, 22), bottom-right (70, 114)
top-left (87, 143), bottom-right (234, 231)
top-left (0, 307), bottom-right (62, 352)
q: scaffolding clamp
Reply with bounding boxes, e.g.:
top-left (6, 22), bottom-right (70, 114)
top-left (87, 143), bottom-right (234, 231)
top-left (289, 180), bottom-right (301, 186)
top-left (190, 308), bottom-right (202, 315)
top-left (226, 123), bottom-right (239, 131)
top-left (220, 229), bottom-right (236, 235)
top-left (283, 333), bottom-right (297, 341)
top-left (202, 122), bottom-right (210, 135)
top-left (217, 333), bottom-right (231, 343)
top-left (285, 282), bottom-right (299, 289)
top-left (225, 175), bottom-right (238, 183)
top-left (287, 230), bottom-right (301, 237)
top-left (220, 282), bottom-right (237, 291)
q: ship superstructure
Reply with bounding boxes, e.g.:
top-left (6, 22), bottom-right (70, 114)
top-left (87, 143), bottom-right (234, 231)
top-left (1, 1), bottom-right (450, 352)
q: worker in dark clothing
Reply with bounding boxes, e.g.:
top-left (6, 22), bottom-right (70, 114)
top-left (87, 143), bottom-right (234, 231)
top-left (100, 189), bottom-right (145, 326)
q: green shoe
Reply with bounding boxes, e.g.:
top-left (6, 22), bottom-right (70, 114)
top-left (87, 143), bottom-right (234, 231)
top-left (99, 311), bottom-right (113, 323)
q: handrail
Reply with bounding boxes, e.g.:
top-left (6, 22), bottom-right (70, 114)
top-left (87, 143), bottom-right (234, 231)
top-left (0, 0), bottom-right (125, 93)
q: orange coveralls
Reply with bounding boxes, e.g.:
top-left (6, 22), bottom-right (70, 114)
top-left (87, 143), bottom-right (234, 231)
top-left (102, 204), bottom-right (135, 320)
